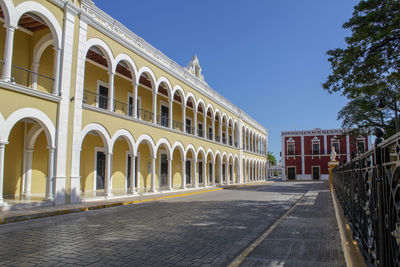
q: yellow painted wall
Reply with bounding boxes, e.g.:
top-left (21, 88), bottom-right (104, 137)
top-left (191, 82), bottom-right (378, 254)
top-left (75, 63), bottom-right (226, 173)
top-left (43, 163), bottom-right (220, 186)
top-left (172, 149), bottom-right (182, 189)
top-left (12, 29), bottom-right (32, 85)
top-left (172, 101), bottom-right (182, 126)
top-left (114, 75), bottom-right (132, 116)
top-left (80, 134), bottom-right (104, 193)
top-left (84, 60), bottom-right (108, 106)
top-left (31, 131), bottom-right (48, 195)
top-left (3, 121), bottom-right (24, 197)
top-left (37, 45), bottom-right (54, 94)
top-left (138, 85), bottom-right (152, 115)
top-left (0, 89), bottom-right (58, 124)
top-left (111, 139), bottom-right (128, 190)
top-left (137, 143), bottom-right (151, 192)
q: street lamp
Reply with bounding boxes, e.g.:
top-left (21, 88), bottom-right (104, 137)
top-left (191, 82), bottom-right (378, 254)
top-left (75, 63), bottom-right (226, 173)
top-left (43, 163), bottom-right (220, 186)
top-left (377, 97), bottom-right (399, 132)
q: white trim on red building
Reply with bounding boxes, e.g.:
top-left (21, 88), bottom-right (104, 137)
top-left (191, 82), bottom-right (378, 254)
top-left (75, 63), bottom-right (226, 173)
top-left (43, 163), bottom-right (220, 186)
top-left (281, 128), bottom-right (371, 181)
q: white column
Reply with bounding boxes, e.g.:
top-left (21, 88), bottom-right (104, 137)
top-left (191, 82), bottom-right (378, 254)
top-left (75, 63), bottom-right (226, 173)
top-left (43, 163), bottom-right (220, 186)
top-left (150, 156), bottom-right (156, 192)
top-left (133, 82), bottom-right (138, 118)
top-left (212, 162), bottom-right (216, 186)
top-left (219, 162), bottom-right (223, 186)
top-left (105, 152), bottom-right (112, 197)
top-left (108, 72), bottom-right (115, 112)
top-left (204, 162), bottom-right (208, 187)
top-left (194, 111), bottom-right (197, 136)
top-left (129, 154), bottom-right (136, 194)
top-left (23, 149), bottom-right (34, 197)
top-left (52, 48), bottom-right (62, 95)
top-left (219, 123), bottom-right (222, 142)
top-left (194, 159), bottom-right (198, 188)
top-left (2, 25), bottom-right (16, 81)
top-left (346, 135), bottom-right (350, 162)
top-left (31, 62), bottom-right (40, 90)
top-left (226, 163), bottom-right (230, 185)
top-left (225, 126), bottom-right (228, 144)
top-left (152, 92), bottom-right (157, 124)
top-left (168, 99), bottom-right (173, 129)
top-left (45, 147), bottom-right (55, 201)
top-left (182, 105), bottom-right (186, 132)
top-left (203, 115), bottom-right (206, 138)
top-left (0, 142), bottom-right (7, 205)
top-left (168, 157), bottom-right (172, 190)
top-left (212, 118), bottom-right (215, 141)
top-left (181, 159), bottom-right (186, 189)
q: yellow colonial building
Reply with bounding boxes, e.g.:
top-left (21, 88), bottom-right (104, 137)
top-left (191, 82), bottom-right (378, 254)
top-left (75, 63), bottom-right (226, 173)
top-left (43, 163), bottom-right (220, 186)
top-left (0, 0), bottom-right (268, 206)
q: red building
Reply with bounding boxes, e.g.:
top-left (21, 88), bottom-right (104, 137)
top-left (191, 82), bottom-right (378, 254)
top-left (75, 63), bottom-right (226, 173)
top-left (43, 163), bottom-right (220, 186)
top-left (281, 128), bottom-right (370, 180)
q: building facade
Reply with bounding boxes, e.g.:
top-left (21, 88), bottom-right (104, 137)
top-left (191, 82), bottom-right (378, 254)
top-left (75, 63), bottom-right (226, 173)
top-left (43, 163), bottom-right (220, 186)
top-left (281, 128), bottom-right (370, 181)
top-left (0, 0), bottom-right (268, 206)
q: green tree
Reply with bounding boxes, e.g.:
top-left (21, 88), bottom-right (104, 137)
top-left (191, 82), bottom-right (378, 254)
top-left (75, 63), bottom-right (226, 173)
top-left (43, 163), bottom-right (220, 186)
top-left (323, 0), bottom-right (400, 137)
top-left (267, 152), bottom-right (277, 166)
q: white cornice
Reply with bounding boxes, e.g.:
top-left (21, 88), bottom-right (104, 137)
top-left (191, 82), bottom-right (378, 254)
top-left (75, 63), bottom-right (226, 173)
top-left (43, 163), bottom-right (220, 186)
top-left (78, 0), bottom-right (267, 135)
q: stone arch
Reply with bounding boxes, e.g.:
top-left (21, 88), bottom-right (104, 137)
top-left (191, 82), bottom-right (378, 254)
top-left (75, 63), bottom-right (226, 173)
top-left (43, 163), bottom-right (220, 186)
top-left (80, 123), bottom-right (112, 153)
top-left (114, 53), bottom-right (138, 82)
top-left (137, 66), bottom-right (156, 91)
top-left (196, 98), bottom-right (206, 113)
top-left (26, 124), bottom-right (43, 150)
top-left (134, 134), bottom-right (156, 158)
top-left (4, 108), bottom-right (55, 148)
top-left (32, 33), bottom-right (54, 65)
top-left (185, 92), bottom-right (197, 108)
top-left (197, 146), bottom-right (206, 160)
top-left (13, 1), bottom-right (62, 49)
top-left (172, 141), bottom-right (185, 161)
top-left (110, 129), bottom-right (135, 155)
top-left (185, 144), bottom-right (197, 162)
top-left (156, 77), bottom-right (173, 99)
top-left (155, 138), bottom-right (172, 159)
top-left (85, 38), bottom-right (115, 73)
top-left (206, 149), bottom-right (215, 164)
top-left (0, 0), bottom-right (13, 27)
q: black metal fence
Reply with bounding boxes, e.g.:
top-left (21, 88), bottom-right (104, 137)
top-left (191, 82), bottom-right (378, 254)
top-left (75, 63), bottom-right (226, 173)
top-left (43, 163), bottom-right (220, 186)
top-left (332, 131), bottom-right (400, 266)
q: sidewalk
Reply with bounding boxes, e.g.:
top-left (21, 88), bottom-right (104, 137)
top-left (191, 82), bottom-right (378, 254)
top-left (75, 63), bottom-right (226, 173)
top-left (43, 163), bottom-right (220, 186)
top-left (0, 181), bottom-right (271, 224)
top-left (239, 181), bottom-right (349, 267)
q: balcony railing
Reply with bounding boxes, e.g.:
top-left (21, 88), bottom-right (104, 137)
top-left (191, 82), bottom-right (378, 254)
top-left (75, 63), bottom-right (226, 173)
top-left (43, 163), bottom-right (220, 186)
top-left (114, 99), bottom-right (131, 116)
top-left (84, 90), bottom-right (108, 109)
top-left (234, 142), bottom-right (238, 148)
top-left (82, 89), bottom-right (246, 148)
top-left (137, 108), bottom-right (153, 122)
top-left (157, 115), bottom-right (169, 127)
top-left (332, 131), bottom-right (400, 266)
top-left (0, 60), bottom-right (55, 93)
top-left (197, 129), bottom-right (204, 138)
top-left (172, 120), bottom-right (183, 132)
top-left (186, 125), bottom-right (195, 135)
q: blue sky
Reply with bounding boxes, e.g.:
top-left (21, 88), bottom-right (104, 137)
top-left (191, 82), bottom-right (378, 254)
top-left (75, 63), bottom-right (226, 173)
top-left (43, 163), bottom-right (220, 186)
top-left (94, 0), bottom-right (358, 161)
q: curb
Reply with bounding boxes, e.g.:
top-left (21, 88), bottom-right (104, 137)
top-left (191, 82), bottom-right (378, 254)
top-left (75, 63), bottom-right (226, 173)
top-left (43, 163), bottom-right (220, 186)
top-left (331, 188), bottom-right (366, 267)
top-left (0, 187), bottom-right (225, 225)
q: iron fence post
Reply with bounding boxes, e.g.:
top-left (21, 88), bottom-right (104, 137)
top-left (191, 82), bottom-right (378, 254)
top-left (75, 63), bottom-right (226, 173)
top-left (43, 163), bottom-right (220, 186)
top-left (374, 128), bottom-right (386, 267)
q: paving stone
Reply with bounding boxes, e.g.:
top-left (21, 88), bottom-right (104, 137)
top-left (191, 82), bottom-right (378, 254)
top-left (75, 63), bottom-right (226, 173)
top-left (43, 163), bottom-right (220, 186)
top-left (0, 182), bottom-right (344, 266)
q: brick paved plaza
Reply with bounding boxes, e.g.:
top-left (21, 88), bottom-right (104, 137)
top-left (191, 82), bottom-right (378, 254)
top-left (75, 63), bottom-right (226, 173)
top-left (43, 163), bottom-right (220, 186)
top-left (0, 182), bottom-right (345, 266)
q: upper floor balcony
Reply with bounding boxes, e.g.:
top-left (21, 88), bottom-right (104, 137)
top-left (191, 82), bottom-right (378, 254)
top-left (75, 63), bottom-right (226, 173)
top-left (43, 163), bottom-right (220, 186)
top-left (80, 44), bottom-right (242, 148)
top-left (0, 7), bottom-right (62, 99)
